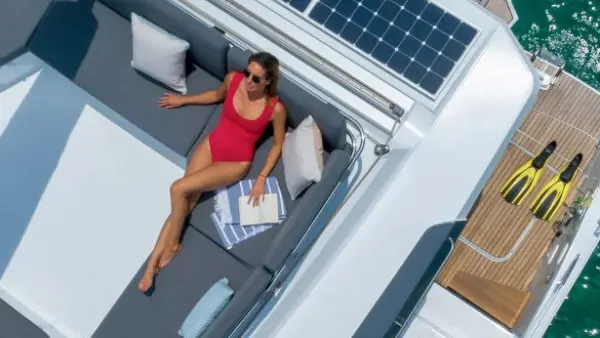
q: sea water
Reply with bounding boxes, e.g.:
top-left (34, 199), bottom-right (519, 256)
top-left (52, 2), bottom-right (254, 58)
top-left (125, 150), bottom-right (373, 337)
top-left (512, 0), bottom-right (600, 90)
top-left (511, 0), bottom-right (600, 336)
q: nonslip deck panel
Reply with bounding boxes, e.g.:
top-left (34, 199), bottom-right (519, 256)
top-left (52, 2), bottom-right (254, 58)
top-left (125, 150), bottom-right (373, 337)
top-left (0, 0), bottom-right (53, 65)
top-left (0, 299), bottom-right (49, 338)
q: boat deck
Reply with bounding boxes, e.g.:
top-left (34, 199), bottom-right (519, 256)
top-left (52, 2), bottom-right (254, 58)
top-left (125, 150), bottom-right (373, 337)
top-left (437, 69), bottom-right (600, 292)
top-left (483, 0), bottom-right (516, 25)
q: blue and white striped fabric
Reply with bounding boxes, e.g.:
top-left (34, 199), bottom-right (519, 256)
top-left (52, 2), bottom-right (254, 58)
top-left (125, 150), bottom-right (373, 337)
top-left (211, 177), bottom-right (287, 249)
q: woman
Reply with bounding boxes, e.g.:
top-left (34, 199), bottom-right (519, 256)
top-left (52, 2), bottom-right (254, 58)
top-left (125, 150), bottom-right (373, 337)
top-left (138, 52), bottom-right (287, 293)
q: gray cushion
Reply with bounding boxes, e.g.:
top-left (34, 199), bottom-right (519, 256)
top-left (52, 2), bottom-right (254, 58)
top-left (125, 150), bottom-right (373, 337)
top-left (263, 149), bottom-right (350, 273)
top-left (187, 106), bottom-right (349, 273)
top-left (99, 0), bottom-right (229, 79)
top-left (28, 1), bottom-right (221, 156)
top-left (226, 46), bottom-right (348, 151)
top-left (92, 227), bottom-right (253, 338)
top-left (0, 299), bottom-right (49, 338)
top-left (26, 0), bottom-right (99, 80)
top-left (0, 0), bottom-right (53, 65)
top-left (188, 108), bottom-right (305, 267)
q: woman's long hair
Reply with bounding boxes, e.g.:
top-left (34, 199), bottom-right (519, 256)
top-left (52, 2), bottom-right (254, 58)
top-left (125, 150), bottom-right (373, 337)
top-left (248, 52), bottom-right (280, 98)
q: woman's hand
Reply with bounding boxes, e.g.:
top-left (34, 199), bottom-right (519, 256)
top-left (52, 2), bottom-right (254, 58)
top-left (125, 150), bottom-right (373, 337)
top-left (247, 176), bottom-right (266, 207)
top-left (158, 93), bottom-right (186, 109)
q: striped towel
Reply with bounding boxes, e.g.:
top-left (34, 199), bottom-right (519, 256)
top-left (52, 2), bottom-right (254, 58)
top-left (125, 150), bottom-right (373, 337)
top-left (211, 177), bottom-right (287, 249)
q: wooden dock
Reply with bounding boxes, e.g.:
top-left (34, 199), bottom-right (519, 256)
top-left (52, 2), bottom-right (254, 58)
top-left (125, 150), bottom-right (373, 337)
top-left (437, 69), bottom-right (600, 309)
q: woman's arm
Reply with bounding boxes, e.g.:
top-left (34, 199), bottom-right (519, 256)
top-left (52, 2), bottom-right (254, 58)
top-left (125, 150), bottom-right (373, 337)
top-left (159, 72), bottom-right (234, 108)
top-left (257, 102), bottom-right (287, 178)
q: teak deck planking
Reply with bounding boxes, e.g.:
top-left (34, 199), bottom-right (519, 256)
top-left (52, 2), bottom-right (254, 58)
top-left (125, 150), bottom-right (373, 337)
top-left (484, 0), bottom-right (514, 24)
top-left (437, 71), bottom-right (600, 293)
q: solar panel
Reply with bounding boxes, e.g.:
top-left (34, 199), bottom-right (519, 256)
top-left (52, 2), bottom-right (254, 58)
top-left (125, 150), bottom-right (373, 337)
top-left (279, 0), bottom-right (312, 12)
top-left (301, 0), bottom-right (478, 95)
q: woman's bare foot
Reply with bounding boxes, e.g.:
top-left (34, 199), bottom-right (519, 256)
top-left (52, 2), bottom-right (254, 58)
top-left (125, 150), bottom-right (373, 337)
top-left (138, 264), bottom-right (158, 293)
top-left (158, 243), bottom-right (181, 269)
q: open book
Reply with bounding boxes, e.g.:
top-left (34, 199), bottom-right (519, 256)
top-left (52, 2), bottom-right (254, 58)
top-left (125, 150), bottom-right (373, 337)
top-left (238, 193), bottom-right (280, 226)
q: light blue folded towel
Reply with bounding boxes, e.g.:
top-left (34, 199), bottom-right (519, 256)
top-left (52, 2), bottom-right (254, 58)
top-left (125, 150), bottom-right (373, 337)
top-left (211, 177), bottom-right (287, 249)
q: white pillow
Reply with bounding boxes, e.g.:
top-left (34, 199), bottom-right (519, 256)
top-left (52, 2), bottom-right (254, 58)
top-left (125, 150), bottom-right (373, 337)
top-left (282, 115), bottom-right (324, 200)
top-left (131, 13), bottom-right (190, 94)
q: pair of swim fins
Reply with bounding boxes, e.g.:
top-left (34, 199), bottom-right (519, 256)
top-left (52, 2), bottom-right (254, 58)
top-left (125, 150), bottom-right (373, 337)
top-left (500, 141), bottom-right (583, 221)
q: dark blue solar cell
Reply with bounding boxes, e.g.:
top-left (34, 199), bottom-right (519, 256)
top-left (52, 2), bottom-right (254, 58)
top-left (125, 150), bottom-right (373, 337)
top-left (404, 0), bottom-right (428, 15)
top-left (420, 71), bottom-right (444, 94)
top-left (372, 42), bottom-right (395, 63)
top-left (310, 3), bottom-right (332, 24)
top-left (351, 5), bottom-right (375, 26)
top-left (454, 22), bottom-right (477, 45)
top-left (341, 22), bottom-right (363, 43)
top-left (403, 62), bottom-right (427, 83)
top-left (288, 0), bottom-right (312, 11)
top-left (321, 0), bottom-right (341, 7)
top-left (393, 10), bottom-right (417, 31)
top-left (383, 25), bottom-right (405, 46)
top-left (325, 12), bottom-right (348, 33)
top-left (379, 1), bottom-right (401, 21)
top-left (363, 0), bottom-right (385, 11)
top-left (410, 20), bottom-right (433, 40)
top-left (336, 0), bottom-right (359, 17)
top-left (426, 28), bottom-right (449, 51)
top-left (421, 3), bottom-right (443, 25)
top-left (414, 45), bottom-right (437, 67)
top-left (398, 35), bottom-right (421, 57)
top-left (390, 0), bottom-right (408, 6)
top-left (356, 32), bottom-right (379, 53)
top-left (309, 0), bottom-right (478, 95)
top-left (388, 52), bottom-right (411, 73)
top-left (437, 13), bottom-right (460, 36)
top-left (442, 38), bottom-right (466, 61)
top-left (431, 55), bottom-right (454, 77)
top-left (367, 16), bottom-right (389, 36)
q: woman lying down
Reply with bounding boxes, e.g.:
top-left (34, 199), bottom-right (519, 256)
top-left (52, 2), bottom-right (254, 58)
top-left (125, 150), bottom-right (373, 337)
top-left (138, 52), bottom-right (287, 293)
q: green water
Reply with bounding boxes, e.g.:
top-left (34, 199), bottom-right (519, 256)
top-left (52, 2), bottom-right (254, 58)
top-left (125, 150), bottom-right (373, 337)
top-left (512, 0), bottom-right (600, 90)
top-left (511, 1), bottom-right (600, 336)
top-left (544, 243), bottom-right (600, 337)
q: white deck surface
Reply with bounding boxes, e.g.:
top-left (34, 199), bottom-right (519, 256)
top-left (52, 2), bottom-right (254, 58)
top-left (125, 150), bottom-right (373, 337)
top-left (244, 22), bottom-right (538, 338)
top-left (0, 53), bottom-right (184, 338)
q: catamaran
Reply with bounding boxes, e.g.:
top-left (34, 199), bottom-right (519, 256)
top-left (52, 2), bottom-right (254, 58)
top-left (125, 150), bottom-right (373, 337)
top-left (2, 0), bottom-right (600, 337)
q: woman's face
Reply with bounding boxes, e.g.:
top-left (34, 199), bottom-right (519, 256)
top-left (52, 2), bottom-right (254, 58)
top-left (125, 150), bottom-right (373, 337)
top-left (243, 61), bottom-right (268, 94)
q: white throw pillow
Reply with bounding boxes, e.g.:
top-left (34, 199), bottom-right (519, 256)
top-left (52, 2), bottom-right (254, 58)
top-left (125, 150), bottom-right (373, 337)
top-left (131, 13), bottom-right (190, 94)
top-left (282, 115), bottom-right (325, 200)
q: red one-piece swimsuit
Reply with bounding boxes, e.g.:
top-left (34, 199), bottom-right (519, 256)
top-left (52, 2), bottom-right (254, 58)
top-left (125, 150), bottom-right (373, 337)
top-left (208, 72), bottom-right (277, 162)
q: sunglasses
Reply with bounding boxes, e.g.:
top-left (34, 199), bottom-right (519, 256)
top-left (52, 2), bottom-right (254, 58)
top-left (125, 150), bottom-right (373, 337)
top-left (243, 68), bottom-right (262, 84)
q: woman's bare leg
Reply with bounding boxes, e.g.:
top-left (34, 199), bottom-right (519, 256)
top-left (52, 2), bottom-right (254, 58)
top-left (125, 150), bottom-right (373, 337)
top-left (138, 161), bottom-right (249, 292)
top-left (138, 139), bottom-right (212, 292)
top-left (155, 139), bottom-right (213, 267)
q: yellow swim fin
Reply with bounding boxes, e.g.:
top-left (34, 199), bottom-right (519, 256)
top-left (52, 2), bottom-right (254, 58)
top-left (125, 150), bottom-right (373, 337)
top-left (530, 153), bottom-right (583, 222)
top-left (501, 141), bottom-right (557, 205)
